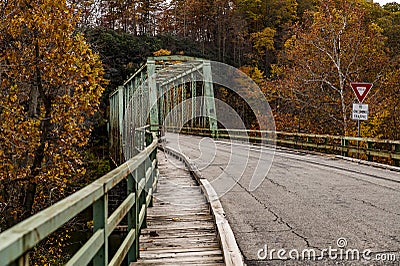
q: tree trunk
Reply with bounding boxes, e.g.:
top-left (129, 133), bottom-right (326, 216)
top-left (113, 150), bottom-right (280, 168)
top-left (21, 42), bottom-right (52, 221)
top-left (340, 91), bottom-right (347, 135)
top-left (28, 86), bottom-right (39, 117)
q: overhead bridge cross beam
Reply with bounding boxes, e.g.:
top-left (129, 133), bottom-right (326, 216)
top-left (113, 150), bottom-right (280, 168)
top-left (110, 55), bottom-right (218, 165)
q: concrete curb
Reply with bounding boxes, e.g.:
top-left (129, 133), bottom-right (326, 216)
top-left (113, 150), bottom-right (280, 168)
top-left (159, 144), bottom-right (246, 266)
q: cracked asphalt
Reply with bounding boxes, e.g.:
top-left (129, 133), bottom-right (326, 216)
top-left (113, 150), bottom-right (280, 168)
top-left (164, 133), bottom-right (400, 265)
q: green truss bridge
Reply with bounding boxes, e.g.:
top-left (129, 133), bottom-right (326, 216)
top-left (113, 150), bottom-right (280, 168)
top-left (1, 56), bottom-right (400, 266)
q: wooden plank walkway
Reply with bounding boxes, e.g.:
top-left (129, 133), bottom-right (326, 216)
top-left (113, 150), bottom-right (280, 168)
top-left (131, 150), bottom-right (225, 265)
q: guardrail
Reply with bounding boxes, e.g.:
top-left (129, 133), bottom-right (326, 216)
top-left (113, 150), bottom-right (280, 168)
top-left (0, 131), bottom-right (159, 266)
top-left (166, 127), bottom-right (400, 167)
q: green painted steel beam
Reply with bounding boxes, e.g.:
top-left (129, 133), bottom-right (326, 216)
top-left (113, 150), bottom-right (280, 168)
top-left (182, 78), bottom-right (186, 127)
top-left (159, 63), bottom-right (203, 87)
top-left (202, 60), bottom-right (218, 136)
top-left (147, 55), bottom-right (206, 62)
top-left (147, 59), bottom-right (159, 132)
top-left (173, 82), bottom-right (178, 127)
top-left (191, 74), bottom-right (196, 128)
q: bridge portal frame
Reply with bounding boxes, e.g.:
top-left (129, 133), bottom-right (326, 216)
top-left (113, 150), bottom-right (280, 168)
top-left (110, 55), bottom-right (218, 164)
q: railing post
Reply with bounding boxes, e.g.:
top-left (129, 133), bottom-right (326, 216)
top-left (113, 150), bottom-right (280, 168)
top-left (393, 144), bottom-right (400, 167)
top-left (128, 170), bottom-right (139, 262)
top-left (146, 132), bottom-right (154, 208)
top-left (118, 86), bottom-right (124, 164)
top-left (324, 136), bottom-right (328, 149)
top-left (367, 141), bottom-right (373, 161)
top-left (21, 254), bottom-right (29, 266)
top-left (93, 194), bottom-right (108, 266)
top-left (341, 138), bottom-right (348, 157)
top-left (148, 149), bottom-right (157, 207)
top-left (145, 132), bottom-right (152, 146)
top-left (154, 147), bottom-right (159, 194)
top-left (140, 161), bottom-right (147, 230)
top-left (136, 168), bottom-right (142, 260)
top-left (306, 136), bottom-right (312, 150)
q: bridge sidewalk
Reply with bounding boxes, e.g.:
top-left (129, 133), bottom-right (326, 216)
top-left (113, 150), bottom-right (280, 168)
top-left (131, 150), bottom-right (224, 265)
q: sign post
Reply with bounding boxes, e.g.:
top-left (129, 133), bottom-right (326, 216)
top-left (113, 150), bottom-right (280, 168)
top-left (350, 82), bottom-right (373, 138)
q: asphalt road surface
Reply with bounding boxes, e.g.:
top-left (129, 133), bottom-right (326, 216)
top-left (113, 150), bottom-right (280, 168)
top-left (163, 133), bottom-right (400, 265)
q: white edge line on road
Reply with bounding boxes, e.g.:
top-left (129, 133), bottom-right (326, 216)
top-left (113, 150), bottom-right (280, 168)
top-left (159, 144), bottom-right (246, 266)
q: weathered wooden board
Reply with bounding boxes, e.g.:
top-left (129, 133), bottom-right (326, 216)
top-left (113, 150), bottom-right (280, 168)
top-left (130, 151), bottom-right (224, 265)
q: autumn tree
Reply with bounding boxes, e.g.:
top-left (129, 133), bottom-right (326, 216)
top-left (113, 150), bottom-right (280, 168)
top-left (251, 27), bottom-right (276, 73)
top-left (365, 61), bottom-right (400, 139)
top-left (363, 3), bottom-right (400, 139)
top-left (236, 0), bottom-right (298, 33)
top-left (0, 0), bottom-right (106, 229)
top-left (159, 0), bottom-right (249, 65)
top-left (68, 0), bottom-right (103, 28)
top-left (376, 3), bottom-right (400, 57)
top-left (383, 2), bottom-right (400, 12)
top-left (232, 0), bottom-right (297, 74)
top-left (98, 0), bottom-right (165, 35)
top-left (272, 0), bottom-right (388, 135)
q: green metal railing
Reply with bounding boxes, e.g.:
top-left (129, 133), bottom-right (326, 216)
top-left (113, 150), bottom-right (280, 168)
top-left (168, 127), bottom-right (400, 167)
top-left (0, 131), bottom-right (158, 266)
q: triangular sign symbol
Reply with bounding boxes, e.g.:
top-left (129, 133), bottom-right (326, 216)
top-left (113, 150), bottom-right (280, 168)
top-left (350, 82), bottom-right (373, 103)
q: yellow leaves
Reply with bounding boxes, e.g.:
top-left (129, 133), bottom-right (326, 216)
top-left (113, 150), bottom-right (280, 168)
top-left (284, 35), bottom-right (297, 50)
top-left (77, 168), bottom-right (86, 175)
top-left (9, 94), bottom-right (17, 103)
top-left (251, 27), bottom-right (276, 55)
top-left (361, 109), bottom-right (390, 139)
top-left (87, 220), bottom-right (93, 229)
top-left (30, 225), bottom-right (72, 265)
top-left (78, 116), bottom-right (85, 124)
top-left (369, 22), bottom-right (384, 34)
top-left (270, 64), bottom-right (286, 80)
top-left (0, 0), bottom-right (106, 234)
top-left (153, 49), bottom-right (172, 56)
top-left (239, 65), bottom-right (265, 85)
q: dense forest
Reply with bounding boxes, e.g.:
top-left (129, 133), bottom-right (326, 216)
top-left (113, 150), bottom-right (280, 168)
top-left (1, 0), bottom-right (400, 263)
top-left (74, 0), bottom-right (400, 138)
